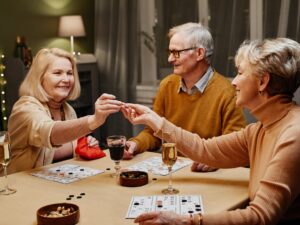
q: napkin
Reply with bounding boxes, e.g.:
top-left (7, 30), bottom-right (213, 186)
top-left (75, 136), bottom-right (106, 160)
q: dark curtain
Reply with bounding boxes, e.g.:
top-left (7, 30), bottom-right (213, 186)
top-left (263, 0), bottom-right (300, 101)
top-left (155, 0), bottom-right (198, 75)
top-left (94, 0), bottom-right (140, 144)
top-left (209, 0), bottom-right (250, 77)
top-left (264, 0), bottom-right (300, 41)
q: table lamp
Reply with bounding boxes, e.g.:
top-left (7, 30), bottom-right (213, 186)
top-left (58, 15), bottom-right (86, 54)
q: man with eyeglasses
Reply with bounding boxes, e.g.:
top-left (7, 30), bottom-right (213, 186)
top-left (124, 22), bottom-right (246, 172)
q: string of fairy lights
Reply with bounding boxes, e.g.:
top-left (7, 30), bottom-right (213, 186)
top-left (0, 53), bottom-right (7, 130)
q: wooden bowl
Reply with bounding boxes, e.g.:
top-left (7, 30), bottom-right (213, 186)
top-left (120, 171), bottom-right (148, 187)
top-left (37, 203), bottom-right (79, 225)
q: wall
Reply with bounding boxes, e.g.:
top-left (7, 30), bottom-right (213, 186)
top-left (0, 0), bottom-right (95, 57)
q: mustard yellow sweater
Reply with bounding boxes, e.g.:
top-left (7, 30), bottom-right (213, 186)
top-left (132, 72), bottom-right (246, 153)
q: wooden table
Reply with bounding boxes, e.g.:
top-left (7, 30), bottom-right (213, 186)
top-left (0, 151), bottom-right (249, 225)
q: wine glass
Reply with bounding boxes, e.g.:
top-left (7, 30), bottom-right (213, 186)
top-left (106, 135), bottom-right (126, 178)
top-left (0, 131), bottom-right (17, 195)
top-left (161, 134), bottom-right (179, 194)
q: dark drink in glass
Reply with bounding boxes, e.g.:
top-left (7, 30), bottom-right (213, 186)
top-left (109, 144), bottom-right (124, 161)
top-left (106, 135), bottom-right (126, 178)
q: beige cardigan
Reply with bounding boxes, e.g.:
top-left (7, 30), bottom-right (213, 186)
top-left (6, 96), bottom-right (77, 174)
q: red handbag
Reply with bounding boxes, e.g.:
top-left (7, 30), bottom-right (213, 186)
top-left (75, 136), bottom-right (106, 160)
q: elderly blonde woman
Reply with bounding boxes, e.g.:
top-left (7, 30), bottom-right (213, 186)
top-left (6, 48), bottom-right (122, 174)
top-left (122, 38), bottom-right (300, 225)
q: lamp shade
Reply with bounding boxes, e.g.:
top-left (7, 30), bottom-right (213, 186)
top-left (58, 15), bottom-right (86, 37)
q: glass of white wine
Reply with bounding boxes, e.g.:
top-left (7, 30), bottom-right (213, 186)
top-left (161, 133), bottom-right (179, 194)
top-left (0, 131), bottom-right (16, 195)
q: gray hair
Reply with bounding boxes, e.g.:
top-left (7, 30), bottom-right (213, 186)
top-left (168, 22), bottom-right (214, 64)
top-left (19, 48), bottom-right (80, 102)
top-left (235, 38), bottom-right (300, 96)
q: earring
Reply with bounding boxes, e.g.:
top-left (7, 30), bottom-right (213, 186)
top-left (259, 90), bottom-right (262, 95)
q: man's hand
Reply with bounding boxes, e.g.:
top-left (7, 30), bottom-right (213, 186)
top-left (123, 141), bottom-right (137, 160)
top-left (191, 162), bottom-right (218, 172)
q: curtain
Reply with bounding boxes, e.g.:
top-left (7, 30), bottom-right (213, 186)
top-left (94, 0), bottom-right (140, 143)
top-left (208, 0), bottom-right (250, 77)
top-left (263, 0), bottom-right (300, 40)
top-left (263, 0), bottom-right (300, 102)
top-left (155, 0), bottom-right (198, 77)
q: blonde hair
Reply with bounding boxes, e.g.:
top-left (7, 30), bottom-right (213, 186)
top-left (168, 22), bottom-right (214, 63)
top-left (235, 38), bottom-right (300, 96)
top-left (19, 48), bottom-right (81, 102)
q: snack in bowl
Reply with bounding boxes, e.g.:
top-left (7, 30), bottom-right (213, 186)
top-left (119, 171), bottom-right (148, 187)
top-left (37, 203), bottom-right (79, 225)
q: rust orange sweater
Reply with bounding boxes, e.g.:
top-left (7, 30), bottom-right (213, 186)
top-left (156, 95), bottom-right (300, 224)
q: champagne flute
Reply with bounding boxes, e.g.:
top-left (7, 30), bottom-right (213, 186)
top-left (106, 135), bottom-right (126, 178)
top-left (161, 133), bottom-right (179, 194)
top-left (0, 131), bottom-right (16, 195)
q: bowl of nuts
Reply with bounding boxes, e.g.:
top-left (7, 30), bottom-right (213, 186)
top-left (36, 203), bottom-right (79, 225)
top-left (119, 171), bottom-right (148, 187)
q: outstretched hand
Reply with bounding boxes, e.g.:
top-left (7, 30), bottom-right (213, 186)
top-left (121, 103), bottom-right (163, 131)
top-left (121, 103), bottom-right (151, 125)
top-left (88, 93), bottom-right (123, 130)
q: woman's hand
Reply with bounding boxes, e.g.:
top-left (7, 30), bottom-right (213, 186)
top-left (86, 135), bottom-right (99, 148)
top-left (121, 103), bottom-right (163, 132)
top-left (88, 93), bottom-right (123, 130)
top-left (134, 211), bottom-right (190, 225)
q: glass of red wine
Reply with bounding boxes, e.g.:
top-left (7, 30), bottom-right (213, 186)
top-left (106, 135), bottom-right (126, 178)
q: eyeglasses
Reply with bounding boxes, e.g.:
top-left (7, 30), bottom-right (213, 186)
top-left (167, 47), bottom-right (197, 58)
